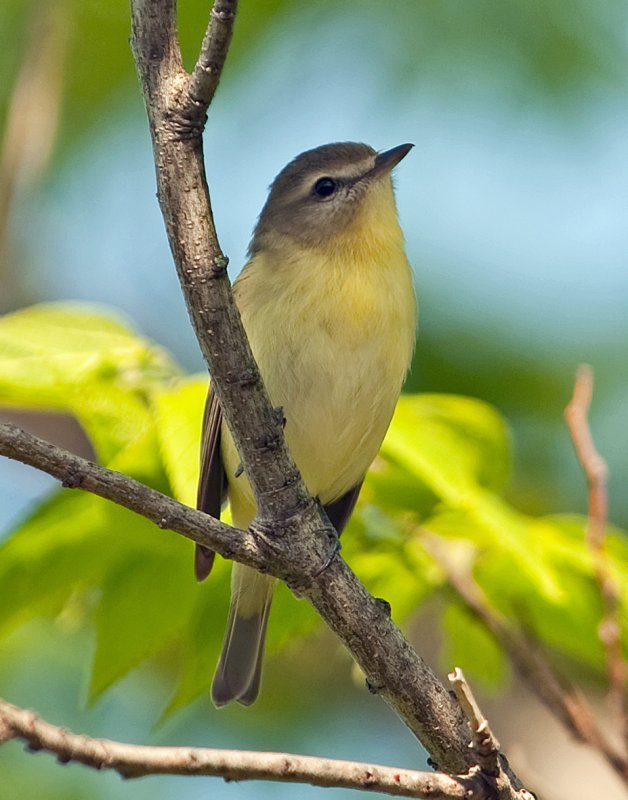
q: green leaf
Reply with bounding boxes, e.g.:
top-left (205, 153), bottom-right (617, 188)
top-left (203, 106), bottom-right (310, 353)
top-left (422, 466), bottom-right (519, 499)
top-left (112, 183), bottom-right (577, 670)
top-left (424, 504), bottom-right (566, 606)
top-left (162, 557), bottom-right (232, 716)
top-left (381, 393), bottom-right (511, 501)
top-left (1, 297), bottom-right (623, 704)
top-left (152, 376), bottom-right (207, 507)
top-left (0, 491), bottom-right (124, 638)
top-left (0, 304), bottom-right (177, 389)
top-left (441, 602), bottom-right (507, 689)
top-left (0, 303), bottom-right (181, 463)
top-left (266, 581), bottom-right (319, 653)
top-left (344, 507), bottom-right (442, 618)
top-left (0, 415), bottom-right (173, 642)
top-left (73, 385), bottom-right (154, 466)
top-left (365, 393), bottom-right (510, 518)
top-left (89, 540), bottom-right (196, 702)
top-left (422, 513), bottom-right (628, 677)
top-left (104, 416), bottom-right (170, 492)
top-left (504, 514), bottom-right (628, 671)
top-left (373, 396), bottom-right (565, 602)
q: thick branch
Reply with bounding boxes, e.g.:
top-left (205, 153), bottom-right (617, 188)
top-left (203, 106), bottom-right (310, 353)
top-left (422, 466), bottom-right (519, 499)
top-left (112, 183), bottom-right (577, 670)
top-left (0, 698), bottom-right (486, 800)
top-left (129, 0), bottom-right (486, 776)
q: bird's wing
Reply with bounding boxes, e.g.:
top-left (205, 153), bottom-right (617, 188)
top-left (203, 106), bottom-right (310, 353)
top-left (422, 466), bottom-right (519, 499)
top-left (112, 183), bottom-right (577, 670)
top-left (195, 383), bottom-right (227, 581)
top-left (324, 481), bottom-right (364, 536)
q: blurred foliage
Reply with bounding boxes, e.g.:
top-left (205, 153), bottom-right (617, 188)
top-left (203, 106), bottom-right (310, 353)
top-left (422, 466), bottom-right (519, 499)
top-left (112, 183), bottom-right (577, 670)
top-left (1, 0), bottom-right (627, 162)
top-left (0, 303), bottom-right (625, 714)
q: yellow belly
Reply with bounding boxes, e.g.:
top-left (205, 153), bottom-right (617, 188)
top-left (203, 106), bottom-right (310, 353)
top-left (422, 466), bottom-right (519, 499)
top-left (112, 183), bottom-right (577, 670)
top-left (222, 242), bottom-right (416, 529)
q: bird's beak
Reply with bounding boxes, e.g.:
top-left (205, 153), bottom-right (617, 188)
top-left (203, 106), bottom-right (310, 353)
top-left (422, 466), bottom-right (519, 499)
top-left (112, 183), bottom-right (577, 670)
top-left (370, 143), bottom-right (414, 178)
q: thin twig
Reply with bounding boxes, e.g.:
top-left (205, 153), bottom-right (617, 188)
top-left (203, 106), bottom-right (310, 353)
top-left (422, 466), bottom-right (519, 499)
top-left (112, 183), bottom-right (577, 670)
top-left (0, 698), bottom-right (484, 799)
top-left (423, 533), bottom-right (628, 784)
top-left (0, 422), bottom-right (264, 571)
top-left (448, 671), bottom-right (534, 800)
top-left (565, 365), bottom-right (627, 748)
top-left (188, 0), bottom-right (238, 108)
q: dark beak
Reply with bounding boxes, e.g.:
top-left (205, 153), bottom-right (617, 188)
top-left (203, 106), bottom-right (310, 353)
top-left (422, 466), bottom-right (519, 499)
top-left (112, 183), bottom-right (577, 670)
top-left (371, 143), bottom-right (414, 177)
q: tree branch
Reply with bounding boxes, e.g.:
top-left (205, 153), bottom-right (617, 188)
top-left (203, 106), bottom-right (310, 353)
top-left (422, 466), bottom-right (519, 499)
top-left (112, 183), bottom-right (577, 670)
top-left (0, 422), bottom-right (264, 569)
top-left (0, 697), bottom-right (487, 800)
top-left (131, 0), bottom-right (315, 530)
top-left (0, 425), bottom-right (535, 799)
top-left (129, 0), bottom-right (489, 777)
top-left (188, 0), bottom-right (238, 108)
top-left (449, 669), bottom-right (501, 779)
top-left (0, 1), bottom-right (67, 277)
top-left (564, 365), bottom-right (627, 747)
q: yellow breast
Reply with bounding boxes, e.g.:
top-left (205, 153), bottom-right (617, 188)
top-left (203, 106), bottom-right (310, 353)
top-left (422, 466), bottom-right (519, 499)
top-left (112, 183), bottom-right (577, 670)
top-left (223, 181), bottom-right (417, 527)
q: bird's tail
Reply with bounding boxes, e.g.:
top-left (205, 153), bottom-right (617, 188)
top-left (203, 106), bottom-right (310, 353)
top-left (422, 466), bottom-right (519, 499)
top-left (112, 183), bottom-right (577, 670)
top-left (211, 563), bottom-right (275, 706)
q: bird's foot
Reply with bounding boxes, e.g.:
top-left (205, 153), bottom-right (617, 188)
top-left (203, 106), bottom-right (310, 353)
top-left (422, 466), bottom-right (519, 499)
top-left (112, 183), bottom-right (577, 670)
top-left (314, 526), bottom-right (341, 576)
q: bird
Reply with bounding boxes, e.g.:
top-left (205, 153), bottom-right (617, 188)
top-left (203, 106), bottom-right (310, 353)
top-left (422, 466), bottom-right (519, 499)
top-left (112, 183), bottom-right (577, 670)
top-left (195, 141), bottom-right (417, 707)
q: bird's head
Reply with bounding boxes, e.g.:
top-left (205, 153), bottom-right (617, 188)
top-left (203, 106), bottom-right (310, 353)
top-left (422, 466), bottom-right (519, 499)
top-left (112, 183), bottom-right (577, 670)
top-left (249, 142), bottom-right (413, 257)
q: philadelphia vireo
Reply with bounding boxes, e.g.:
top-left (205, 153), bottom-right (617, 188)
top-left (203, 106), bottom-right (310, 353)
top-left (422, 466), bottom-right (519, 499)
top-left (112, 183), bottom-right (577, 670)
top-left (196, 141), bottom-right (417, 706)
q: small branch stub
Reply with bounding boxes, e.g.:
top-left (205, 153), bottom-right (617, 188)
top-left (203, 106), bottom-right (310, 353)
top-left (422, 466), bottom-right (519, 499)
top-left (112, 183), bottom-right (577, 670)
top-left (449, 669), bottom-right (501, 777)
top-left (448, 670), bottom-right (536, 800)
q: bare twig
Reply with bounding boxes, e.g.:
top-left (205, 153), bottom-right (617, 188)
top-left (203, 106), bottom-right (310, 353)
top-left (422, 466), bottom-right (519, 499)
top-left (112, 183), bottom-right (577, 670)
top-left (564, 366), bottom-right (609, 552)
top-left (0, 422), bottom-right (264, 571)
top-left (0, 716), bottom-right (12, 744)
top-left (449, 668), bottom-right (501, 778)
top-left (423, 534), bottom-right (628, 784)
top-left (0, 697), bottom-right (486, 799)
top-left (565, 365), bottom-right (627, 746)
top-left (448, 671), bottom-right (536, 800)
top-left (188, 0), bottom-right (238, 107)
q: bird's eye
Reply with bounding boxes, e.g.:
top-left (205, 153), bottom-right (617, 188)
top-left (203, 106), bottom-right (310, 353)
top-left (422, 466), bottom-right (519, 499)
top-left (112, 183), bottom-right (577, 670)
top-left (313, 177), bottom-right (338, 198)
